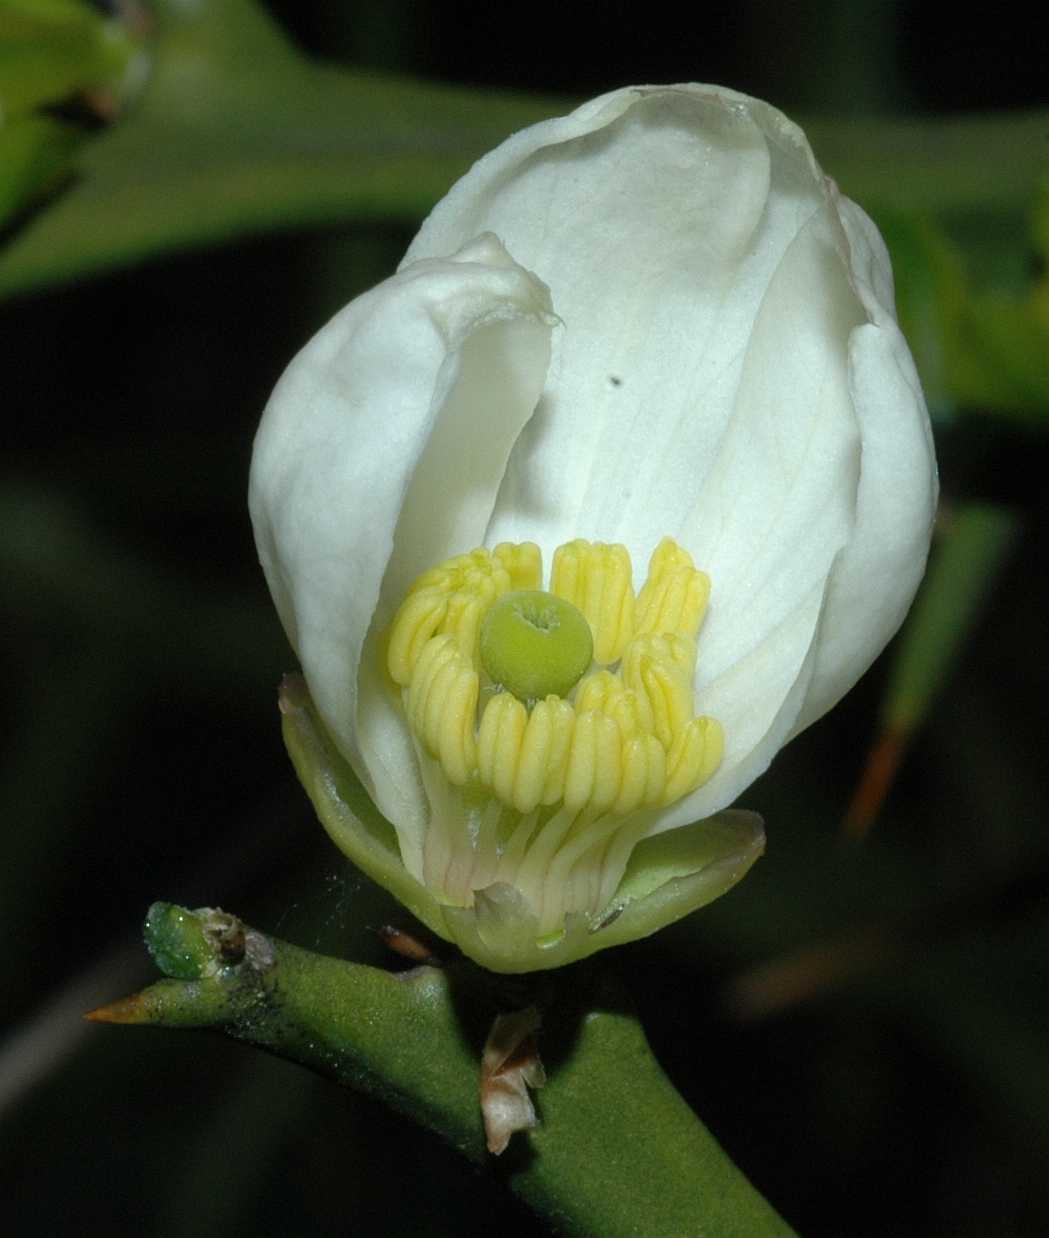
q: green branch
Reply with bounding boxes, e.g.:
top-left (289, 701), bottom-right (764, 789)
top-left (90, 902), bottom-right (797, 1238)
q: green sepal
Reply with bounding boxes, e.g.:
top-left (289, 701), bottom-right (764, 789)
top-left (278, 673), bottom-right (449, 941)
top-left (280, 675), bottom-right (765, 973)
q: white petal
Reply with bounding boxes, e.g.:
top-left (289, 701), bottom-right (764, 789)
top-left (790, 199), bottom-right (938, 732)
top-left (250, 235), bottom-right (554, 854)
top-left (405, 86), bottom-right (779, 559)
top-left (406, 85), bottom-right (933, 823)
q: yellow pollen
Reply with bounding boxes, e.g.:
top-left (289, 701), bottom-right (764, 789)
top-left (386, 536), bottom-right (722, 824)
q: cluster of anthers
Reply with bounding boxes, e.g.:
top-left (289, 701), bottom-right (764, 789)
top-left (385, 537), bottom-right (723, 938)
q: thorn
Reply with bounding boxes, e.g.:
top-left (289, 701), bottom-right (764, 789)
top-left (83, 993), bottom-right (150, 1025)
top-left (843, 724), bottom-right (909, 841)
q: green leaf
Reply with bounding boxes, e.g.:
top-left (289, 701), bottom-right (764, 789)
top-left (883, 502), bottom-right (1021, 734)
top-left (1032, 178), bottom-right (1049, 263)
top-left (0, 0), bottom-right (133, 116)
top-left (879, 210), bottom-right (1049, 424)
top-left (875, 212), bottom-right (968, 416)
top-left (0, 114), bottom-right (81, 226)
top-left (91, 904), bottom-right (798, 1237)
top-left (952, 287), bottom-right (1049, 420)
top-left (4, 0), bottom-right (1047, 321)
top-left (0, 0), bottom-right (562, 299)
top-left (805, 109), bottom-right (1049, 219)
top-left (845, 501), bottom-right (1022, 836)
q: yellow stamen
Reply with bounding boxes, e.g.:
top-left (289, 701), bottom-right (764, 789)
top-left (564, 709), bottom-right (622, 815)
top-left (405, 635), bottom-right (478, 784)
top-left (550, 540), bottom-right (634, 664)
top-left (387, 587), bottom-right (448, 686)
top-left (573, 668), bottom-right (624, 715)
top-left (515, 695), bottom-right (575, 813)
top-left (493, 541), bottom-right (542, 591)
top-left (663, 716), bottom-right (724, 804)
top-left (388, 546), bottom-right (525, 685)
top-left (621, 634), bottom-right (694, 748)
top-left (477, 690), bottom-right (527, 806)
top-left (385, 535), bottom-right (724, 921)
top-left (635, 537), bottom-right (710, 640)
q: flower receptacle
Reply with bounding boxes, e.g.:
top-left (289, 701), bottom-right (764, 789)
top-left (279, 675), bottom-right (764, 973)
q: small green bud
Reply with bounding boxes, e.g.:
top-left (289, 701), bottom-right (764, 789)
top-left (144, 902), bottom-right (212, 979)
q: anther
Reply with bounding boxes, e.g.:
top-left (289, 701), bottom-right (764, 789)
top-left (635, 537), bottom-right (710, 640)
top-left (551, 540), bottom-right (634, 664)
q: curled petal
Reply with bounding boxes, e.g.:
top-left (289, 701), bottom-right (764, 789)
top-left (791, 199), bottom-right (938, 733)
top-left (251, 235), bottom-right (555, 856)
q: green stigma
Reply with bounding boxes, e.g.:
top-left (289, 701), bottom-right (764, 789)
top-left (479, 590), bottom-right (593, 702)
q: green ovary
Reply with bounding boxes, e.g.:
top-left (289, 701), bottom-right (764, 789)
top-left (480, 590), bottom-right (593, 702)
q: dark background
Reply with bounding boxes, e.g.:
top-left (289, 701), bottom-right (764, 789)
top-left (2, 3), bottom-right (1047, 1235)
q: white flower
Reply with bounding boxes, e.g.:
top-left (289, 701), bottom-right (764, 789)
top-left (250, 84), bottom-right (937, 973)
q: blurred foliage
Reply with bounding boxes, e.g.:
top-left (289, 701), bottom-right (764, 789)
top-left (0, 0), bottom-right (140, 224)
top-left (1, 1), bottom-right (1048, 1236)
top-left (0, 0), bottom-right (132, 113)
top-left (1, 0), bottom-right (1047, 437)
top-left (0, 0), bottom-right (561, 297)
top-left (843, 501), bottom-right (1022, 840)
top-left (884, 503), bottom-right (1021, 736)
top-left (879, 198), bottom-right (1049, 424)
